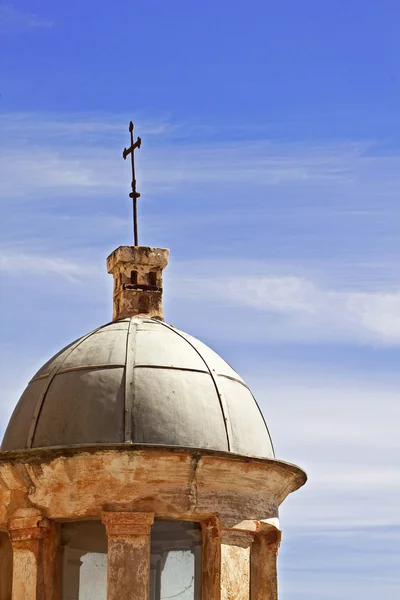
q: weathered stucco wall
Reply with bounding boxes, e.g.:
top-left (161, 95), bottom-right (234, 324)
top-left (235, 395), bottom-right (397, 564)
top-left (0, 446), bottom-right (305, 527)
top-left (0, 446), bottom-right (306, 600)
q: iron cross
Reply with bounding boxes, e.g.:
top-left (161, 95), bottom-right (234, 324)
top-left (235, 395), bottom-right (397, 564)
top-left (123, 121), bottom-right (142, 246)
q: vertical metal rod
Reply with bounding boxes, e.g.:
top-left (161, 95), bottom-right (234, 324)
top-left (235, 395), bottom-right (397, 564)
top-left (133, 197), bottom-right (138, 246)
top-left (129, 122), bottom-right (138, 246)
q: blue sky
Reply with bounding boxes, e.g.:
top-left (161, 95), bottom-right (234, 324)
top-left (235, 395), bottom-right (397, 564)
top-left (1, 1), bottom-right (400, 597)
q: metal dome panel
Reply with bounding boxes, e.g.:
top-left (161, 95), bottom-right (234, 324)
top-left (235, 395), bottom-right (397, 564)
top-left (219, 378), bottom-right (272, 457)
top-left (32, 368), bottom-right (125, 447)
top-left (33, 338), bottom-right (82, 379)
top-left (2, 379), bottom-right (47, 451)
top-left (178, 330), bottom-right (245, 382)
top-left (134, 321), bottom-right (207, 371)
top-left (61, 330), bottom-right (127, 370)
top-left (133, 368), bottom-right (229, 449)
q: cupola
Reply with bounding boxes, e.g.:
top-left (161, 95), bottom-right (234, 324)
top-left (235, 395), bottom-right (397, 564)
top-left (0, 121), bottom-right (306, 600)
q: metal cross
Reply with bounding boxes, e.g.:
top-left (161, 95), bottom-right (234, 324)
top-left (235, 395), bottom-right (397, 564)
top-left (123, 121), bottom-right (142, 246)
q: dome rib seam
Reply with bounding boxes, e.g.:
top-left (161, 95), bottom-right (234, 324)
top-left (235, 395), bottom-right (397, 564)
top-left (248, 389), bottom-right (276, 458)
top-left (155, 321), bottom-right (234, 452)
top-left (124, 318), bottom-right (137, 442)
top-left (31, 364), bottom-right (126, 380)
top-left (134, 365), bottom-right (208, 374)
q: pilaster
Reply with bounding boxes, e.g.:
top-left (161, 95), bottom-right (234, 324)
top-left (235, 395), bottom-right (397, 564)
top-left (201, 518), bottom-right (221, 600)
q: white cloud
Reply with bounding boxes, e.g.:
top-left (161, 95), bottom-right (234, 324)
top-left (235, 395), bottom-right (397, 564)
top-left (0, 141), bottom-right (358, 198)
top-left (0, 4), bottom-right (52, 33)
top-left (169, 263), bottom-right (400, 345)
top-left (0, 114), bottom-right (175, 199)
top-left (1, 112), bottom-right (400, 203)
top-left (0, 113), bottom-right (173, 138)
top-left (249, 377), bottom-right (400, 537)
top-left (2, 249), bottom-right (400, 345)
top-left (0, 250), bottom-right (100, 281)
top-left (0, 148), bottom-right (120, 199)
top-left (344, 291), bottom-right (400, 342)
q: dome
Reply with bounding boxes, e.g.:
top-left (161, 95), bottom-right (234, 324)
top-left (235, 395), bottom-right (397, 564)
top-left (1, 317), bottom-right (274, 458)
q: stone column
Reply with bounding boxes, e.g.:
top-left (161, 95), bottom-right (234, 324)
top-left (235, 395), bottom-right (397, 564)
top-left (220, 529), bottom-right (254, 600)
top-left (201, 518), bottom-right (221, 600)
top-left (8, 514), bottom-right (60, 600)
top-left (201, 518), bottom-right (255, 600)
top-left (250, 526), bottom-right (281, 600)
top-left (102, 512), bottom-right (154, 600)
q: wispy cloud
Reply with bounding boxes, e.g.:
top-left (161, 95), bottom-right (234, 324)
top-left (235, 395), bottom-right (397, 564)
top-left (168, 260), bottom-right (400, 345)
top-left (0, 113), bottom-right (173, 139)
top-left (0, 4), bottom-right (52, 33)
top-left (0, 113), bottom-right (174, 199)
top-left (2, 112), bottom-right (400, 203)
top-left (249, 375), bottom-right (400, 537)
top-left (0, 139), bottom-right (368, 198)
top-left (0, 148), bottom-right (115, 199)
top-left (2, 248), bottom-right (400, 345)
top-left (0, 250), bottom-right (100, 281)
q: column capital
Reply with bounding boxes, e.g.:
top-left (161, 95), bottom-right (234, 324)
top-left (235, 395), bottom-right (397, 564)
top-left (256, 522), bottom-right (282, 553)
top-left (202, 516), bottom-right (257, 547)
top-left (222, 519), bottom-right (258, 547)
top-left (8, 518), bottom-right (60, 600)
top-left (7, 515), bottom-right (51, 543)
top-left (221, 528), bottom-right (255, 549)
top-left (101, 511), bottom-right (154, 538)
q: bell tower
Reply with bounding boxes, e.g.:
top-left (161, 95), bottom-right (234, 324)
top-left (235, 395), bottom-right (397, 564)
top-left (107, 245), bottom-right (169, 320)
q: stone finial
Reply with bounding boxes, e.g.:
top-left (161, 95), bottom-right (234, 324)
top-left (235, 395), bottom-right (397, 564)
top-left (107, 246), bottom-right (169, 321)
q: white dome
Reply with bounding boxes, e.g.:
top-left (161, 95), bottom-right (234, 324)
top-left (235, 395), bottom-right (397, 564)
top-left (2, 317), bottom-right (274, 459)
